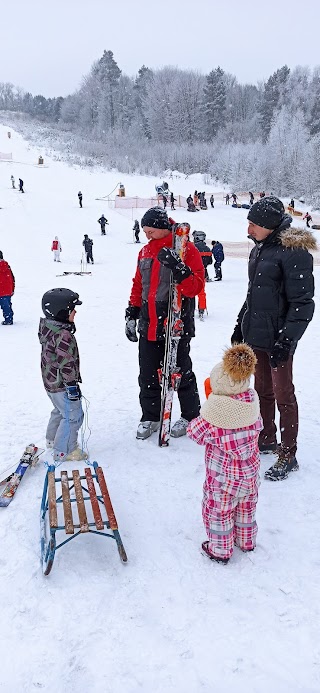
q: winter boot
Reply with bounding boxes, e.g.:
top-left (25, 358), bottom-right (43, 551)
top-left (264, 446), bottom-right (299, 481)
top-left (136, 421), bottom-right (160, 440)
top-left (46, 440), bottom-right (54, 449)
top-left (170, 417), bottom-right (189, 438)
top-left (201, 541), bottom-right (229, 564)
top-left (259, 441), bottom-right (278, 454)
top-left (2, 320), bottom-right (13, 325)
top-left (65, 447), bottom-right (88, 462)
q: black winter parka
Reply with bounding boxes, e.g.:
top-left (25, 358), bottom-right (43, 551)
top-left (236, 227), bottom-right (316, 352)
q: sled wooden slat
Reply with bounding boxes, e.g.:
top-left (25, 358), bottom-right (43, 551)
top-left (85, 468), bottom-right (104, 530)
top-left (60, 471), bottom-right (74, 534)
top-left (96, 467), bottom-right (118, 530)
top-left (72, 470), bottom-right (89, 532)
top-left (48, 471), bottom-right (58, 528)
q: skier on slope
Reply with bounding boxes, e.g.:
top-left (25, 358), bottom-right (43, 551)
top-left (51, 236), bottom-right (62, 262)
top-left (0, 250), bottom-right (15, 325)
top-left (19, 178), bottom-right (24, 193)
top-left (249, 192), bottom-right (254, 205)
top-left (78, 191), bottom-right (83, 208)
top-left (83, 235), bottom-right (94, 264)
top-left (192, 230), bottom-right (213, 320)
top-left (210, 195), bottom-right (214, 208)
top-left (98, 214), bottom-right (108, 235)
top-left (133, 219), bottom-right (140, 243)
top-left (170, 192), bottom-right (176, 210)
top-left (125, 207), bottom-right (204, 440)
top-left (303, 212), bottom-right (312, 228)
top-left (10, 175), bottom-right (15, 189)
top-left (224, 194), bottom-right (230, 205)
top-left (39, 288), bottom-right (87, 462)
top-left (211, 240), bottom-right (225, 281)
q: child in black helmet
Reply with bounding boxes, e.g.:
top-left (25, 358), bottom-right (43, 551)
top-left (38, 288), bottom-right (87, 462)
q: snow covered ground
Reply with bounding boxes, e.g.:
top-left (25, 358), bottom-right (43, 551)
top-left (0, 125), bottom-right (319, 693)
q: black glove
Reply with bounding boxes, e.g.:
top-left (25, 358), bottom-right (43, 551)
top-left (125, 305), bottom-right (139, 342)
top-left (231, 323), bottom-right (243, 345)
top-left (125, 319), bottom-right (138, 342)
top-left (269, 338), bottom-right (291, 368)
top-left (157, 247), bottom-right (192, 283)
top-left (66, 383), bottom-right (82, 400)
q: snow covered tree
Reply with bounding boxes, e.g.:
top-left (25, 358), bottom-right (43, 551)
top-left (203, 67), bottom-right (226, 138)
top-left (259, 65), bottom-right (290, 141)
top-left (134, 65), bottom-right (153, 139)
top-left (93, 50), bottom-right (121, 131)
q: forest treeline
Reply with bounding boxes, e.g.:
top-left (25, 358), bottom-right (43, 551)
top-left (1, 51), bottom-right (320, 202)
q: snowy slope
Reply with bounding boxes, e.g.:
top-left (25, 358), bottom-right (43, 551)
top-left (0, 126), bottom-right (319, 693)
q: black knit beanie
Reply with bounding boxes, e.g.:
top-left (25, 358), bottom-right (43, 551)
top-left (0, 251), bottom-right (3, 260)
top-left (141, 206), bottom-right (169, 229)
top-left (247, 196), bottom-right (286, 230)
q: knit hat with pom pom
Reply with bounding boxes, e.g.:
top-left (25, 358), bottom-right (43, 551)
top-left (200, 344), bottom-right (260, 429)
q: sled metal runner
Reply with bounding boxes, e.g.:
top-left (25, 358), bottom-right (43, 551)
top-left (40, 462), bottom-right (127, 575)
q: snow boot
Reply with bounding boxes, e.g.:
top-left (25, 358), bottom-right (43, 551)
top-left (259, 441), bottom-right (278, 454)
top-left (170, 417), bottom-right (189, 438)
top-left (201, 541), bottom-right (229, 564)
top-left (136, 421), bottom-right (160, 440)
top-left (65, 447), bottom-right (88, 462)
top-left (46, 439), bottom-right (54, 449)
top-left (2, 320), bottom-right (13, 325)
top-left (264, 446), bottom-right (299, 481)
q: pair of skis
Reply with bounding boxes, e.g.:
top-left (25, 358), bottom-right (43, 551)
top-left (0, 444), bottom-right (43, 507)
top-left (158, 222), bottom-right (190, 447)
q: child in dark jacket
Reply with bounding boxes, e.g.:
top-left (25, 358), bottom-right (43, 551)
top-left (187, 344), bottom-right (262, 563)
top-left (38, 288), bottom-right (87, 462)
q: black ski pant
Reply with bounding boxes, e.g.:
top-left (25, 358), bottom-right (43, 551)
top-left (135, 230), bottom-right (140, 242)
top-left (101, 225), bottom-right (106, 235)
top-left (214, 261), bottom-right (222, 280)
top-left (86, 250), bottom-right (94, 264)
top-left (79, 198), bottom-right (82, 208)
top-left (138, 336), bottom-right (200, 422)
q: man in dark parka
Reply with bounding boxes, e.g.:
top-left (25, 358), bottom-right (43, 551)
top-left (231, 196), bottom-right (316, 481)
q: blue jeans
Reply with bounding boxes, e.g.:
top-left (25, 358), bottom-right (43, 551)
top-left (46, 390), bottom-right (84, 454)
top-left (0, 296), bottom-right (13, 324)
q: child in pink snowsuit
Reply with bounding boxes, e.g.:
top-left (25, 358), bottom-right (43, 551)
top-left (187, 344), bottom-right (262, 564)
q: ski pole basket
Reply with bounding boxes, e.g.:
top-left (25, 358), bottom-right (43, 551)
top-left (40, 462), bottom-right (127, 575)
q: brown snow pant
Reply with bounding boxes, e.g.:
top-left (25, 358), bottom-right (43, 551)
top-left (253, 350), bottom-right (298, 454)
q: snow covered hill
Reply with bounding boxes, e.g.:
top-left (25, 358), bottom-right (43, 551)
top-left (0, 126), bottom-right (319, 693)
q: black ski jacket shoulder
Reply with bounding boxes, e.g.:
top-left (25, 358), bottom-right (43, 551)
top-left (236, 227), bottom-right (316, 351)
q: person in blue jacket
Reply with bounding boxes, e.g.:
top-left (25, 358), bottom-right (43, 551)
top-left (211, 241), bottom-right (224, 281)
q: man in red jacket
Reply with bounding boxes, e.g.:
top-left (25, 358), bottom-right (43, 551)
top-left (125, 207), bottom-right (205, 440)
top-left (0, 251), bottom-right (15, 325)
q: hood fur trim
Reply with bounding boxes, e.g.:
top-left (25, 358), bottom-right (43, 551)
top-left (280, 227), bottom-right (318, 251)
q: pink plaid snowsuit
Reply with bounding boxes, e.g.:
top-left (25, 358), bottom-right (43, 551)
top-left (187, 392), bottom-right (262, 560)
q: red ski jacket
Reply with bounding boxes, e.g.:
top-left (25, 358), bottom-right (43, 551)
top-left (129, 234), bottom-right (204, 341)
top-left (0, 260), bottom-right (15, 297)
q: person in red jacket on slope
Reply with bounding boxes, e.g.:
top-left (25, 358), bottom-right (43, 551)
top-left (125, 206), bottom-right (205, 440)
top-left (0, 250), bottom-right (15, 325)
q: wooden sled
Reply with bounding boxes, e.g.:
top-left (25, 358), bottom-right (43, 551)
top-left (287, 207), bottom-right (303, 217)
top-left (56, 271), bottom-right (92, 276)
top-left (40, 463), bottom-right (127, 575)
top-left (311, 225), bottom-right (320, 230)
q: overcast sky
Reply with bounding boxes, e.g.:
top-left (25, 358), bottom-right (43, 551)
top-left (2, 0), bottom-right (320, 97)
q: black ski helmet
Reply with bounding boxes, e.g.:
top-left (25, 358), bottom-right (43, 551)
top-left (192, 230), bottom-right (206, 243)
top-left (42, 288), bottom-right (82, 323)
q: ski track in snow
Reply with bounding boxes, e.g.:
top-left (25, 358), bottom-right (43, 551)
top-left (0, 125), bottom-right (319, 693)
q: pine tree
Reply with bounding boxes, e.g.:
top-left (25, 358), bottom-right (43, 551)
top-left (94, 50), bottom-right (121, 130)
top-left (259, 65), bottom-right (290, 141)
top-left (308, 75), bottom-right (320, 136)
top-left (134, 65), bottom-right (153, 139)
top-left (203, 67), bottom-right (226, 138)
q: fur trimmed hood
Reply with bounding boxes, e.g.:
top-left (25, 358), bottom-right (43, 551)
top-left (279, 227), bottom-right (318, 252)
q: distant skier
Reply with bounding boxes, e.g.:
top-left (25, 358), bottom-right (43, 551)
top-left (78, 191), bottom-right (83, 208)
top-left (83, 235), bottom-right (94, 264)
top-left (133, 219), bottom-right (140, 243)
top-left (187, 195), bottom-right (198, 212)
top-left (51, 236), bottom-right (62, 262)
top-left (193, 191), bottom-right (199, 207)
top-left (192, 230), bottom-right (212, 319)
top-left (249, 192), bottom-right (254, 205)
top-left (200, 192), bottom-right (207, 210)
top-left (211, 240), bottom-right (225, 281)
top-left (303, 212), bottom-right (312, 228)
top-left (0, 250), bottom-right (14, 325)
top-left (98, 214), bottom-right (108, 235)
top-left (259, 191), bottom-right (266, 198)
top-left (10, 175), bottom-right (15, 189)
top-left (19, 178), bottom-right (24, 193)
top-left (210, 195), bottom-right (214, 208)
top-left (162, 195), bottom-right (167, 209)
top-left (224, 194), bottom-right (230, 205)
top-left (231, 193), bottom-right (238, 205)
top-left (290, 198), bottom-right (295, 210)
top-left (170, 192), bottom-right (176, 210)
